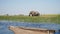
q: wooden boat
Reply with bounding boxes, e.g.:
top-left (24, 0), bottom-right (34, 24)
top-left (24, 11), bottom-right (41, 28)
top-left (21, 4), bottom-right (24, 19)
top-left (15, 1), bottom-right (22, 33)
top-left (9, 26), bottom-right (55, 34)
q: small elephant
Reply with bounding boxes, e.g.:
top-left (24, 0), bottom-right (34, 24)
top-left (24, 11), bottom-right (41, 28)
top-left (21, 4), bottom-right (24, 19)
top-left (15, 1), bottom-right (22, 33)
top-left (29, 11), bottom-right (40, 16)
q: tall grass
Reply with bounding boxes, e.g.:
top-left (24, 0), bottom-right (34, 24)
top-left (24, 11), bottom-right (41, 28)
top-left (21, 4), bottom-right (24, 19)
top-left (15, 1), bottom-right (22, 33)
top-left (0, 14), bottom-right (60, 24)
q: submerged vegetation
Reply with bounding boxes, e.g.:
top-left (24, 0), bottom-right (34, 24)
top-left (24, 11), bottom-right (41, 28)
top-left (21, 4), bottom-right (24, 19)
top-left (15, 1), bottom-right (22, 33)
top-left (0, 14), bottom-right (60, 24)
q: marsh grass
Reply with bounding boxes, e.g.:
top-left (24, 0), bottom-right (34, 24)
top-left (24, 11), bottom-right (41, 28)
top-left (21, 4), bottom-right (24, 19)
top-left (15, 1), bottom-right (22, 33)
top-left (0, 14), bottom-right (60, 24)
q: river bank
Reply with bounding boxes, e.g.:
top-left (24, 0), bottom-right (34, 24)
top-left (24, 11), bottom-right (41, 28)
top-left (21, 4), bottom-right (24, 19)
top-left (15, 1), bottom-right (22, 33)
top-left (0, 14), bottom-right (60, 24)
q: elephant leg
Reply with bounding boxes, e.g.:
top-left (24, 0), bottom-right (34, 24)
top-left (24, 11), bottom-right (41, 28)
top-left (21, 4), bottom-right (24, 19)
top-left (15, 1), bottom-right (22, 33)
top-left (29, 14), bottom-right (33, 16)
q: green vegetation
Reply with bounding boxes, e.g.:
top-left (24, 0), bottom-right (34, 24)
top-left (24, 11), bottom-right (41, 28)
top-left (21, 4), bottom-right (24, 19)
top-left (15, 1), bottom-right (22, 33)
top-left (0, 14), bottom-right (60, 24)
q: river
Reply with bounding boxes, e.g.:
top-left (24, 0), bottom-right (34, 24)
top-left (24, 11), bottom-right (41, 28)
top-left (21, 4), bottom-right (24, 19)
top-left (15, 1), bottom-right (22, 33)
top-left (0, 20), bottom-right (60, 34)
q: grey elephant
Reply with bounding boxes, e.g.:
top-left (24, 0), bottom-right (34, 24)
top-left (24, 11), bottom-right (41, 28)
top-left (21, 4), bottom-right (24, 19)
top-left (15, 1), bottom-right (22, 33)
top-left (29, 11), bottom-right (40, 16)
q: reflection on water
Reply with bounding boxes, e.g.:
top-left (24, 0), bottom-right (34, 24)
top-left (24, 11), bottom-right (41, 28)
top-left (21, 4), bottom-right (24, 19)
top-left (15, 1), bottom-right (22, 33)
top-left (0, 20), bottom-right (60, 34)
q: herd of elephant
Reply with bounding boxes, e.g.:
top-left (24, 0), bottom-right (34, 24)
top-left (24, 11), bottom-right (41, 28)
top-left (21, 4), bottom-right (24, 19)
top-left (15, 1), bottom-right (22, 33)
top-left (29, 11), bottom-right (40, 16)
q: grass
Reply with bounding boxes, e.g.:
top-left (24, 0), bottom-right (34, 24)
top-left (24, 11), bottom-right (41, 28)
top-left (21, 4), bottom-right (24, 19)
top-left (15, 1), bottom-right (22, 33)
top-left (0, 14), bottom-right (60, 24)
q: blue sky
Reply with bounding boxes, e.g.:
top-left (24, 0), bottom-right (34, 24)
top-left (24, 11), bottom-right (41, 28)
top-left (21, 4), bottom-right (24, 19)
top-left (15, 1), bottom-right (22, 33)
top-left (0, 0), bottom-right (60, 15)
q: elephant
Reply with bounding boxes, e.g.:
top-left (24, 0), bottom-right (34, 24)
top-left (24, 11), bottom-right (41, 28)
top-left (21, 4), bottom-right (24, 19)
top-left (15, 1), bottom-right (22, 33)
top-left (29, 11), bottom-right (40, 16)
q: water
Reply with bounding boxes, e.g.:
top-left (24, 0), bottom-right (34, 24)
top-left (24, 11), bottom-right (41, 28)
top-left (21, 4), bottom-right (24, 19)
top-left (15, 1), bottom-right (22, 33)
top-left (0, 20), bottom-right (60, 34)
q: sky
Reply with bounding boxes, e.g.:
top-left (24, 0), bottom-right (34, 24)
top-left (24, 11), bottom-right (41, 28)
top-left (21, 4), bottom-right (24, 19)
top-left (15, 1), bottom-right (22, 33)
top-left (0, 0), bottom-right (60, 15)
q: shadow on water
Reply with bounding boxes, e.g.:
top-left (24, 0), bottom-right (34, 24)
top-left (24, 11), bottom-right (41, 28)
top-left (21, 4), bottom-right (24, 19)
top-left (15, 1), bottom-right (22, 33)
top-left (0, 20), bottom-right (60, 34)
